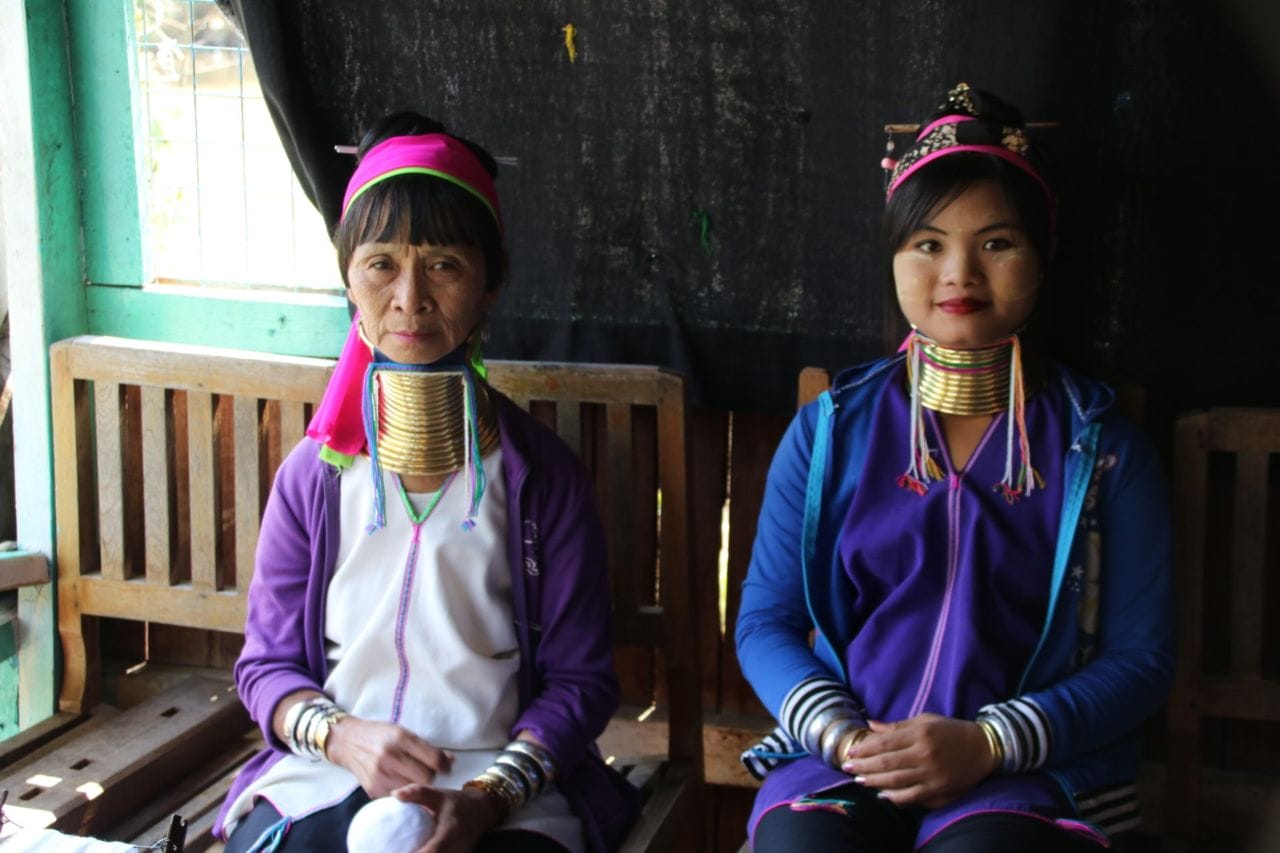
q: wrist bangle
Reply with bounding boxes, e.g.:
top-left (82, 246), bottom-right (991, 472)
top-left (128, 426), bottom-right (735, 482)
top-left (505, 740), bottom-right (557, 784)
top-left (836, 726), bottom-right (870, 765)
top-left (464, 775), bottom-right (512, 823)
top-left (496, 751), bottom-right (545, 798)
top-left (819, 718), bottom-right (862, 768)
top-left (282, 696), bottom-right (346, 760)
top-left (803, 705), bottom-right (858, 756)
top-left (976, 717), bottom-right (1005, 771)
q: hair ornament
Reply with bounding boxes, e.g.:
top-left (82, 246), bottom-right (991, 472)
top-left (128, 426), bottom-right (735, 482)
top-left (880, 82), bottom-right (1057, 214)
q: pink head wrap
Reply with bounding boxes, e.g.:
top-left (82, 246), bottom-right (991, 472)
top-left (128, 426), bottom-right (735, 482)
top-left (341, 133), bottom-right (503, 234)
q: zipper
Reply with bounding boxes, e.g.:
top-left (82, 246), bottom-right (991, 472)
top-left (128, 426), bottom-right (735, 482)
top-left (908, 412), bottom-right (1001, 717)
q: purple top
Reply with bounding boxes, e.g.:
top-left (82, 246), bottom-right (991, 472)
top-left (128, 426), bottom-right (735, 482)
top-left (216, 392), bottom-right (638, 851)
top-left (752, 372), bottom-right (1087, 846)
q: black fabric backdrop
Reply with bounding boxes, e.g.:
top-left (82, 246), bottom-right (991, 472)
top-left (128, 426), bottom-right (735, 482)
top-left (217, 0), bottom-right (1280, 413)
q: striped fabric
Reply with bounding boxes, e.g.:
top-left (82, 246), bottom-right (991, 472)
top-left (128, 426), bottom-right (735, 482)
top-left (738, 677), bottom-right (865, 781)
top-left (976, 696), bottom-right (1051, 772)
top-left (740, 726), bottom-right (803, 781)
top-left (781, 677), bottom-right (866, 753)
top-left (1074, 782), bottom-right (1142, 836)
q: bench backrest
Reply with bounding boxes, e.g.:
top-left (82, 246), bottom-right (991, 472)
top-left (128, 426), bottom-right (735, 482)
top-left (1166, 408), bottom-right (1280, 837)
top-left (49, 336), bottom-right (700, 771)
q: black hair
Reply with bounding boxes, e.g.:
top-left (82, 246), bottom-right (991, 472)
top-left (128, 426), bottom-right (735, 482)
top-left (881, 153), bottom-right (1053, 263)
top-left (334, 111), bottom-right (504, 291)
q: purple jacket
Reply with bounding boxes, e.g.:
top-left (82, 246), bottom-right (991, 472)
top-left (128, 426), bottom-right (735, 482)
top-left (217, 391), bottom-right (639, 850)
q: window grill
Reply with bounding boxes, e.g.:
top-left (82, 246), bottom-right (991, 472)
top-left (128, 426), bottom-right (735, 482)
top-left (133, 0), bottom-right (340, 291)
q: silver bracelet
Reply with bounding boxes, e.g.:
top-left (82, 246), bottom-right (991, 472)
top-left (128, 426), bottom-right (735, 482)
top-left (282, 696), bottom-right (344, 760)
top-left (497, 751), bottom-right (545, 798)
top-left (486, 760), bottom-right (531, 805)
top-left (819, 717), bottom-right (863, 768)
top-left (803, 704), bottom-right (858, 756)
top-left (505, 740), bottom-right (557, 784)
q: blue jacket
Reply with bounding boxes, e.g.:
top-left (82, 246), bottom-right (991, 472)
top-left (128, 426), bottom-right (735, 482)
top-left (736, 356), bottom-right (1174, 806)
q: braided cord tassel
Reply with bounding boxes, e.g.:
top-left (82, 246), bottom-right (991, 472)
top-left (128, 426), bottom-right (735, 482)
top-left (898, 333), bottom-right (937, 495)
top-left (994, 334), bottom-right (1042, 503)
top-left (361, 364), bottom-right (389, 532)
top-left (461, 368), bottom-right (487, 530)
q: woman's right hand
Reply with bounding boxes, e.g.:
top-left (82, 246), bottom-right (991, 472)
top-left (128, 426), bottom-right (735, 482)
top-left (325, 715), bottom-right (454, 798)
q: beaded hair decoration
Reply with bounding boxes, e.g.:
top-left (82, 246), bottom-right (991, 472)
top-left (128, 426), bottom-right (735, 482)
top-left (883, 83), bottom-right (1054, 215)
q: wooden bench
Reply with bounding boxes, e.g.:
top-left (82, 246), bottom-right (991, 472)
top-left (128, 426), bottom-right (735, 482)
top-left (0, 335), bottom-right (702, 851)
top-left (1164, 409), bottom-right (1280, 844)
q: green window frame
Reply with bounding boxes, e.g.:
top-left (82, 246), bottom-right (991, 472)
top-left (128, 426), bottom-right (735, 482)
top-left (2, 0), bottom-right (351, 732)
top-left (74, 0), bottom-right (350, 357)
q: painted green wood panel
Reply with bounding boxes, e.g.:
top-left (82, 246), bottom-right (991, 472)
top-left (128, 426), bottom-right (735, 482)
top-left (87, 285), bottom-right (351, 357)
top-left (6, 0), bottom-right (92, 729)
top-left (69, 0), bottom-right (146, 286)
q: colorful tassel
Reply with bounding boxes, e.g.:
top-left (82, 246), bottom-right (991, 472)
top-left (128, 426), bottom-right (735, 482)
top-left (363, 364), bottom-right (389, 533)
top-left (899, 330), bottom-right (1040, 501)
top-left (361, 362), bottom-right (490, 534)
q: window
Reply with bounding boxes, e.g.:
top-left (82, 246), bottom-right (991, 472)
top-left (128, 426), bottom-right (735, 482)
top-left (132, 0), bottom-right (339, 291)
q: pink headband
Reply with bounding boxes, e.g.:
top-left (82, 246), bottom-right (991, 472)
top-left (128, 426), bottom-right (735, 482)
top-left (884, 115), bottom-right (1053, 210)
top-left (341, 133), bottom-right (503, 234)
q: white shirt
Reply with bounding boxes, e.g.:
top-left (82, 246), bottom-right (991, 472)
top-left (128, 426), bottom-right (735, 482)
top-left (224, 451), bottom-right (583, 850)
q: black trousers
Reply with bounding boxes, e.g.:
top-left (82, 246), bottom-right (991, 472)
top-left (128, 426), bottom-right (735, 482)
top-left (753, 783), bottom-right (1104, 853)
top-left (224, 789), bottom-right (570, 853)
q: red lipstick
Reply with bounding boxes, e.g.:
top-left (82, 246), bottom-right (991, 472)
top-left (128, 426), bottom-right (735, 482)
top-left (937, 298), bottom-right (988, 314)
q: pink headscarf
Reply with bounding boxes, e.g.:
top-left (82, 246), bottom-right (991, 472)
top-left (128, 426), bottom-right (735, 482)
top-left (341, 132), bottom-right (503, 233)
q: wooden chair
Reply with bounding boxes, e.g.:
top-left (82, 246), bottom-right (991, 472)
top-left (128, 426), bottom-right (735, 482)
top-left (490, 363), bottom-right (703, 851)
top-left (1165, 409), bottom-right (1280, 842)
top-left (0, 336), bottom-right (702, 850)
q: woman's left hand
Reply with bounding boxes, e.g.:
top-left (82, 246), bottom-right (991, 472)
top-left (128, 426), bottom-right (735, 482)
top-left (840, 713), bottom-right (999, 808)
top-left (392, 783), bottom-right (503, 853)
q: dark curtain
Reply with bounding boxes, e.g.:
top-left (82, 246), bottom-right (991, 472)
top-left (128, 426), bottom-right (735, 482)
top-left (217, 0), bottom-right (1280, 413)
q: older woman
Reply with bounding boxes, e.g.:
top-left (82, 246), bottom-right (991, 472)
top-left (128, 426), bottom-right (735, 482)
top-left (216, 112), bottom-right (637, 853)
top-left (736, 84), bottom-right (1174, 852)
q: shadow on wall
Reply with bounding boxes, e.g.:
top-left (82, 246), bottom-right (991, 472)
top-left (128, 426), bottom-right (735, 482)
top-left (1, 300), bottom-right (14, 544)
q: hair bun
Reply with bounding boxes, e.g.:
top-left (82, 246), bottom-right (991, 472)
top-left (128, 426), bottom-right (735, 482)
top-left (930, 82), bottom-right (1026, 128)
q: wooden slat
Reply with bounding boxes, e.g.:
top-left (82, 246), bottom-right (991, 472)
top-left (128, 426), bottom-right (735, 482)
top-left (58, 336), bottom-right (331, 402)
top-left (233, 397), bottom-right (260, 592)
top-left (140, 386), bottom-right (172, 585)
top-left (607, 403), bottom-right (638, 619)
top-left (617, 765), bottom-right (698, 853)
top-left (720, 412), bottom-right (789, 716)
top-left (556, 401), bottom-right (582, 455)
top-left (94, 381), bottom-right (125, 582)
top-left (1166, 413), bottom-right (1209, 835)
top-left (689, 409), bottom-right (729, 709)
top-left (0, 711), bottom-right (84, 770)
top-left (655, 382), bottom-right (700, 772)
top-left (187, 392), bottom-right (217, 592)
top-left (1230, 452), bottom-right (1268, 677)
top-left (120, 730), bottom-right (262, 849)
top-left (601, 708), bottom-right (774, 789)
top-left (488, 361), bottom-right (672, 406)
top-left (1204, 409), bottom-right (1280, 454)
top-left (0, 677), bottom-right (250, 838)
top-left (52, 344), bottom-right (99, 712)
top-left (75, 577), bottom-right (246, 633)
top-left (796, 366), bottom-right (830, 409)
top-left (1202, 676), bottom-right (1280, 721)
top-left (0, 552), bottom-right (49, 591)
top-left (279, 400), bottom-right (305, 451)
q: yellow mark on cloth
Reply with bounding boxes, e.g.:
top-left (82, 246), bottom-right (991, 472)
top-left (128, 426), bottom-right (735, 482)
top-left (563, 23), bottom-right (577, 63)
